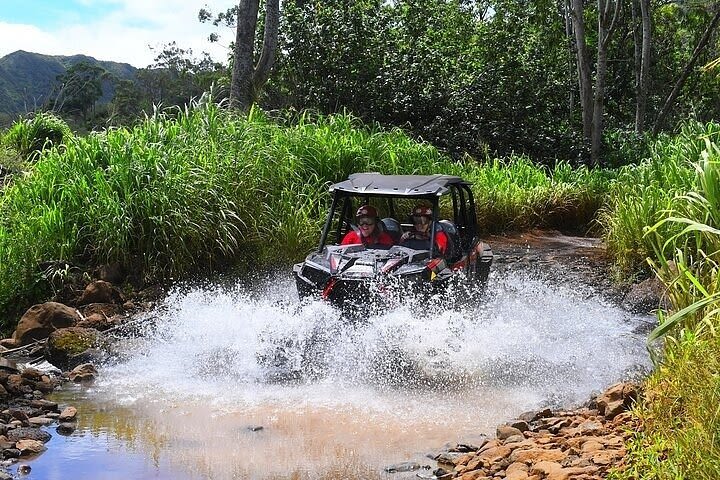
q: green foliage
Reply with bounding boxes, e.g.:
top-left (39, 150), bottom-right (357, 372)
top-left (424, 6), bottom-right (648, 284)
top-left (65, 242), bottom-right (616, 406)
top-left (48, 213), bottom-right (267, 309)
top-left (599, 122), bottom-right (714, 277)
top-left (52, 62), bottom-right (107, 119)
top-left (612, 329), bottom-right (720, 480)
top-left (2, 112), bottom-right (73, 160)
top-left (611, 126), bottom-right (720, 480)
top-left (274, 0), bottom-right (581, 163)
top-left (0, 102), bottom-right (615, 331)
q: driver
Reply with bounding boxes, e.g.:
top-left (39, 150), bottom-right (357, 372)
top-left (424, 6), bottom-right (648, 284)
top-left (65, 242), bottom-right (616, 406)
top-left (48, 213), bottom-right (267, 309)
top-left (341, 205), bottom-right (394, 248)
top-left (400, 205), bottom-right (448, 255)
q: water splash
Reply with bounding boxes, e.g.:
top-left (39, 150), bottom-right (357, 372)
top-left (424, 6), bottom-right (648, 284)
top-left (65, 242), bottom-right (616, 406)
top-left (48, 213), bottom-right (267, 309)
top-left (98, 268), bottom-right (649, 415)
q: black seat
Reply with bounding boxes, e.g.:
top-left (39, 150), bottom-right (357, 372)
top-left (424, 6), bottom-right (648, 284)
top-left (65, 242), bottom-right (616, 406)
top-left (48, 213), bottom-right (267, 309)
top-left (381, 218), bottom-right (402, 243)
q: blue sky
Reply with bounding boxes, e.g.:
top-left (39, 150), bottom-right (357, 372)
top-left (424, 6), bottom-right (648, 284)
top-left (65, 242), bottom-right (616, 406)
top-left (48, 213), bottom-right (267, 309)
top-left (0, 1), bottom-right (237, 67)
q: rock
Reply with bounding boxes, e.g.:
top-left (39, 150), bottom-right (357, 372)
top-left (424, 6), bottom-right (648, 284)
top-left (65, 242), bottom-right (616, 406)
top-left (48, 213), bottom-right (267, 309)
top-left (0, 470), bottom-right (11, 479)
top-left (56, 423), bottom-right (76, 436)
top-left (15, 439), bottom-right (45, 455)
top-left (95, 262), bottom-right (126, 285)
top-left (497, 424), bottom-right (524, 440)
top-left (504, 434), bottom-right (525, 444)
top-left (29, 400), bottom-right (57, 412)
top-left (6, 428), bottom-right (50, 443)
top-left (68, 363), bottom-right (97, 383)
top-left (45, 327), bottom-right (100, 370)
top-left (384, 462), bottom-right (429, 473)
top-left (2, 449), bottom-right (20, 459)
top-left (77, 281), bottom-right (124, 306)
top-left (76, 313), bottom-right (115, 331)
top-left (436, 452), bottom-right (467, 466)
top-left (58, 407), bottom-right (77, 422)
top-left (27, 417), bottom-right (53, 427)
top-left (17, 465), bottom-right (31, 475)
top-left (12, 302), bottom-right (80, 346)
top-left (623, 276), bottom-right (667, 313)
top-left (596, 383), bottom-right (638, 420)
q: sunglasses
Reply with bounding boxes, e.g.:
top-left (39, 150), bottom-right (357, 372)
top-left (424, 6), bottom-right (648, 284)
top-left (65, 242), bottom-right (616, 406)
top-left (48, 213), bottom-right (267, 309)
top-left (412, 215), bottom-right (430, 224)
top-left (358, 218), bottom-right (376, 226)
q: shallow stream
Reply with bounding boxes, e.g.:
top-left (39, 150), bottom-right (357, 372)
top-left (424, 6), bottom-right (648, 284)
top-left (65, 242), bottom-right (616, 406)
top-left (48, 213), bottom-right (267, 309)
top-left (21, 235), bottom-right (652, 480)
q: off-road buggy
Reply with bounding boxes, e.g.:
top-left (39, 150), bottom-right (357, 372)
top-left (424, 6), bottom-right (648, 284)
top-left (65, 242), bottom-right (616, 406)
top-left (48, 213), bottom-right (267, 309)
top-left (293, 173), bottom-right (493, 313)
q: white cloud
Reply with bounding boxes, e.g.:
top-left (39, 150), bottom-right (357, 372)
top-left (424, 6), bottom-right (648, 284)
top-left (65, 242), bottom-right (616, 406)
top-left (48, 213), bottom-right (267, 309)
top-left (0, 1), bottom-right (238, 67)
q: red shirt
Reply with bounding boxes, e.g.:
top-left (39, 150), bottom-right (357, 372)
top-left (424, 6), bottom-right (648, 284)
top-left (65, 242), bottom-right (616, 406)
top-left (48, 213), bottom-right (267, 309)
top-left (400, 230), bottom-right (449, 254)
top-left (341, 230), bottom-right (394, 248)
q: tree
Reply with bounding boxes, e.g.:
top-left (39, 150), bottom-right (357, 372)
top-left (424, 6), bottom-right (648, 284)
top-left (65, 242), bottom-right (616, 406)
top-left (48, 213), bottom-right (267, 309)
top-left (633, 0), bottom-right (652, 132)
top-left (51, 62), bottom-right (106, 120)
top-left (653, 3), bottom-right (720, 134)
top-left (230, 0), bottom-right (280, 111)
top-left (199, 1), bottom-right (280, 111)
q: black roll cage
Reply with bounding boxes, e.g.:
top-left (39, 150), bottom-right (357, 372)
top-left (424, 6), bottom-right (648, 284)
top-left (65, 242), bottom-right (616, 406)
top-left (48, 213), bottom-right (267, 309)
top-left (317, 183), bottom-right (478, 256)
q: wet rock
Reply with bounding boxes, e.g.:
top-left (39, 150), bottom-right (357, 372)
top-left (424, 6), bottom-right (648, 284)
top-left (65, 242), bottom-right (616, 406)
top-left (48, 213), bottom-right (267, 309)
top-left (29, 400), bottom-right (57, 412)
top-left (68, 363), bottom-right (97, 383)
top-left (12, 302), bottom-right (80, 346)
top-left (6, 428), bottom-right (51, 444)
top-left (2, 449), bottom-right (19, 459)
top-left (45, 327), bottom-right (100, 370)
top-left (623, 276), bottom-right (667, 313)
top-left (384, 461), bottom-right (429, 473)
top-left (77, 281), bottom-right (124, 306)
top-left (58, 407), bottom-right (77, 422)
top-left (497, 424), bottom-right (524, 440)
top-left (27, 417), bottom-right (53, 427)
top-left (56, 423), bottom-right (76, 436)
top-left (17, 464), bottom-right (30, 475)
top-left (15, 439), bottom-right (45, 456)
top-left (432, 382), bottom-right (639, 479)
top-left (596, 382), bottom-right (638, 420)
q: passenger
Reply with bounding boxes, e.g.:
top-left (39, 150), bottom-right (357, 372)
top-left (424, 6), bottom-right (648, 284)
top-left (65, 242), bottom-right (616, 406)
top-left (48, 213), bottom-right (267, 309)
top-left (400, 205), bottom-right (448, 255)
top-left (341, 205), bottom-right (394, 249)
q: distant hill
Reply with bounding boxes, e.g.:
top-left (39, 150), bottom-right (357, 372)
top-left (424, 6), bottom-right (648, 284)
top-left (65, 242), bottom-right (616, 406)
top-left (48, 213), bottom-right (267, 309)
top-left (0, 50), bottom-right (137, 118)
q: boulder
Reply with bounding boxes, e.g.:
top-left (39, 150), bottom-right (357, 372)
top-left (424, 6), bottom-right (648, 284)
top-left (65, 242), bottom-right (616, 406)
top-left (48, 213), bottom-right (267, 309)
top-left (95, 262), bottom-right (126, 285)
top-left (15, 439), bottom-right (46, 455)
top-left (68, 363), bottom-right (97, 383)
top-left (597, 382), bottom-right (639, 420)
top-left (6, 427), bottom-right (51, 443)
top-left (76, 281), bottom-right (124, 306)
top-left (623, 276), bottom-right (667, 313)
top-left (12, 302), bottom-right (80, 346)
top-left (58, 406), bottom-right (77, 422)
top-left (45, 328), bottom-right (100, 370)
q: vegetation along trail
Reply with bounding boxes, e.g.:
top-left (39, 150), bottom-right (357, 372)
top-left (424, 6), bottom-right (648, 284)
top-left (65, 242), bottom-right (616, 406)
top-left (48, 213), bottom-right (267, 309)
top-left (21, 234), bottom-right (651, 480)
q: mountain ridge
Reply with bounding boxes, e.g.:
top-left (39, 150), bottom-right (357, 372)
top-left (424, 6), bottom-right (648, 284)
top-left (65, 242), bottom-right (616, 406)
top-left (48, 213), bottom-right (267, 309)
top-left (0, 50), bottom-right (137, 118)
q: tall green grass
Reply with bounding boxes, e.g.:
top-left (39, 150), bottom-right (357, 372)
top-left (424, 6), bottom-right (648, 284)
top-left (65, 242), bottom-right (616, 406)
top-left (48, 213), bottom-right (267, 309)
top-left (611, 130), bottom-right (720, 479)
top-left (0, 101), bottom-right (615, 329)
top-left (599, 122), bottom-right (715, 278)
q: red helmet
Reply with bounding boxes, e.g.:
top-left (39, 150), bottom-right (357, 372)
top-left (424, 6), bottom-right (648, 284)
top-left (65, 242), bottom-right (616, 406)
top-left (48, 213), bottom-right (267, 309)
top-left (411, 205), bottom-right (433, 217)
top-left (356, 205), bottom-right (378, 218)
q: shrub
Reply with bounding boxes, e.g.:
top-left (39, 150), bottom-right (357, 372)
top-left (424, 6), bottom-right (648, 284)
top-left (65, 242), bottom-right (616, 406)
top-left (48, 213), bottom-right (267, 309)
top-left (2, 112), bottom-right (73, 160)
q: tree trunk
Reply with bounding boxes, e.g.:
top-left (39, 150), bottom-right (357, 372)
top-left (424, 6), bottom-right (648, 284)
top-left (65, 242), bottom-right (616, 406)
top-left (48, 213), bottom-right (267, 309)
top-left (652, 7), bottom-right (720, 135)
top-left (230, 0), bottom-right (280, 112)
top-left (590, 0), bottom-right (621, 165)
top-left (570, 0), bottom-right (593, 142)
top-left (564, 0), bottom-right (576, 118)
top-left (635, 0), bottom-right (651, 133)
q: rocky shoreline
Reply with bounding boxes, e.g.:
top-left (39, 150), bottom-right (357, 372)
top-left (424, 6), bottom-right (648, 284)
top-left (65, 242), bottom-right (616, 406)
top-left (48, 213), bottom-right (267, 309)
top-left (417, 383), bottom-right (639, 480)
top-left (0, 273), bottom-right (154, 478)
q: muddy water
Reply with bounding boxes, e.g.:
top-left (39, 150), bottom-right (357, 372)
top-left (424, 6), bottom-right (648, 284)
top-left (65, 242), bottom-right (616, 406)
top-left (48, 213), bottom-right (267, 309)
top-left (24, 234), bottom-right (651, 480)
